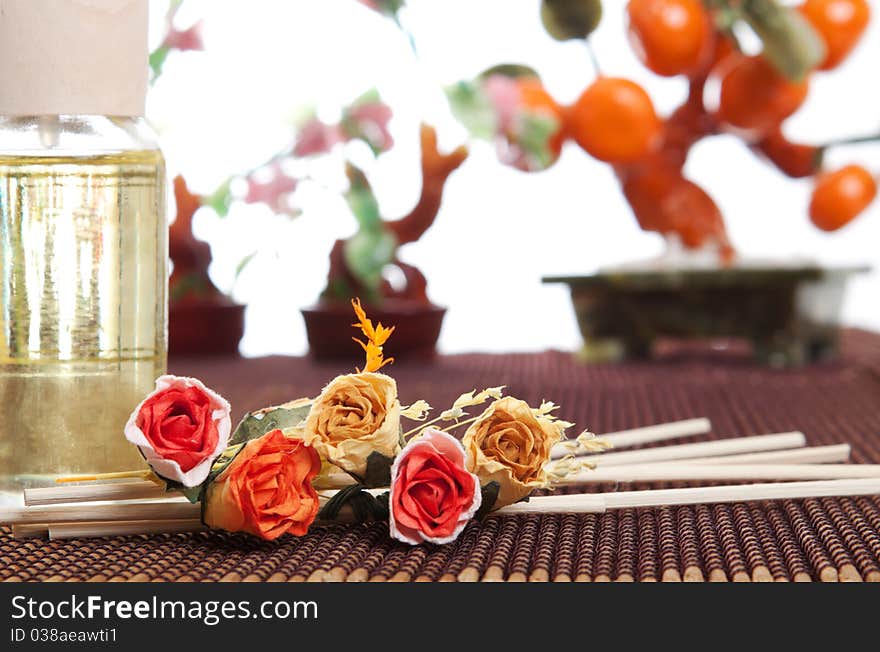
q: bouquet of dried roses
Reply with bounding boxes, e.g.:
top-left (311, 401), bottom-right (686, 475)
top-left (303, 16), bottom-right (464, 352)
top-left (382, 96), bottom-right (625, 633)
top-left (89, 299), bottom-right (606, 544)
top-left (15, 300), bottom-right (880, 545)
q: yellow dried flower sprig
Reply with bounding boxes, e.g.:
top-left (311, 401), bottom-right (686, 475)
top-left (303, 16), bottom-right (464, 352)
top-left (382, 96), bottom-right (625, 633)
top-left (351, 298), bottom-right (395, 373)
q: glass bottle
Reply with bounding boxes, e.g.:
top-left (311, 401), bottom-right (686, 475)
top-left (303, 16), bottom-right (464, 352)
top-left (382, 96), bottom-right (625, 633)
top-left (0, 1), bottom-right (165, 503)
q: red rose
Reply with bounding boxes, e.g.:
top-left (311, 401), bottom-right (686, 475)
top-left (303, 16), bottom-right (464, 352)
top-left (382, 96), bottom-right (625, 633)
top-left (389, 428), bottom-right (482, 545)
top-left (203, 430), bottom-right (321, 540)
top-left (124, 375), bottom-right (231, 487)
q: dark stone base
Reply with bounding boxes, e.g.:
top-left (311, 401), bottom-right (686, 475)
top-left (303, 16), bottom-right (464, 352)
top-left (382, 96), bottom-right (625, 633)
top-left (544, 265), bottom-right (868, 367)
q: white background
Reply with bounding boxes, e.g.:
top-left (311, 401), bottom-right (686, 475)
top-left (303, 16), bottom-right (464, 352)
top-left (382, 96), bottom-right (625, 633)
top-left (147, 0), bottom-right (880, 356)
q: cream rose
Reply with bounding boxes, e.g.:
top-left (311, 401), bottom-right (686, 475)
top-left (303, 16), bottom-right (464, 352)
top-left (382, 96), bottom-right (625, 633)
top-left (461, 396), bottom-right (560, 509)
top-left (299, 372), bottom-right (401, 478)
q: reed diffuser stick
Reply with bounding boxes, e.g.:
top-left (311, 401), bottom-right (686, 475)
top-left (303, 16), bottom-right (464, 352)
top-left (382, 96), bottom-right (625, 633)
top-left (1, 500), bottom-right (199, 525)
top-left (679, 444), bottom-right (850, 466)
top-left (498, 478), bottom-right (880, 514)
top-left (573, 432), bottom-right (806, 467)
top-left (24, 480), bottom-right (168, 506)
top-left (12, 524), bottom-right (49, 539)
top-left (552, 417), bottom-right (711, 458)
top-left (48, 519), bottom-right (205, 540)
top-left (555, 463), bottom-right (880, 485)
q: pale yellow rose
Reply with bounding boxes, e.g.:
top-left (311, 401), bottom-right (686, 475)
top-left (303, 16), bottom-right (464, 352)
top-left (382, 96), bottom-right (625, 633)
top-left (299, 372), bottom-right (401, 478)
top-left (461, 396), bottom-right (561, 509)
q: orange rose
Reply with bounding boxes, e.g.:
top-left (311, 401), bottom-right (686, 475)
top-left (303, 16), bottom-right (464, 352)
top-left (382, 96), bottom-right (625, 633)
top-left (203, 430), bottom-right (320, 540)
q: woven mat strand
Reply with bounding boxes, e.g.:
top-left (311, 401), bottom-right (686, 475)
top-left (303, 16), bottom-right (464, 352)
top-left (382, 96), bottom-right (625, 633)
top-left (3, 330), bottom-right (880, 582)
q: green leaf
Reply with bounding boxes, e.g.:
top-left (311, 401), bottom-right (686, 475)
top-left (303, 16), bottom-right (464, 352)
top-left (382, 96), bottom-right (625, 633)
top-left (479, 64), bottom-right (540, 81)
top-left (321, 277), bottom-right (354, 302)
top-left (344, 163), bottom-right (382, 228)
top-left (206, 443), bottom-right (246, 484)
top-left (163, 480), bottom-right (203, 504)
top-left (169, 272), bottom-right (211, 303)
top-left (342, 162), bottom-right (398, 291)
top-left (445, 80), bottom-right (497, 141)
top-left (517, 112), bottom-right (560, 169)
top-left (197, 442), bottom-right (249, 519)
top-left (229, 403), bottom-right (312, 447)
top-left (365, 0), bottom-right (406, 19)
top-left (234, 251), bottom-right (257, 282)
top-left (741, 0), bottom-right (825, 81)
top-left (343, 228), bottom-right (397, 293)
top-left (475, 481), bottom-right (500, 520)
top-left (351, 88), bottom-right (382, 107)
top-left (188, 402), bottom-right (312, 513)
top-left (540, 0), bottom-right (603, 42)
top-left (204, 179), bottom-right (234, 217)
top-left (149, 46), bottom-right (170, 80)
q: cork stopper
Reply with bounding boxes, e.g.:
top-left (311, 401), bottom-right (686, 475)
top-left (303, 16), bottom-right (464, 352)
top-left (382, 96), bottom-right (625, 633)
top-left (0, 0), bottom-right (148, 117)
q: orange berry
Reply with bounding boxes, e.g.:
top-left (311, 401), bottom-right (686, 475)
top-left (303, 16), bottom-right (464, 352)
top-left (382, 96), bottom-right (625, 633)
top-left (717, 55), bottom-right (809, 135)
top-left (569, 77), bottom-right (662, 163)
top-left (809, 164), bottom-right (877, 231)
top-left (799, 0), bottom-right (870, 70)
top-left (627, 0), bottom-right (715, 77)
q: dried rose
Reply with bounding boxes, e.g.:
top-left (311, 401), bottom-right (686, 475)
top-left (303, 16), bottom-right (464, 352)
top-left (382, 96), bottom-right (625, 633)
top-left (124, 375), bottom-right (231, 487)
top-left (461, 396), bottom-right (560, 508)
top-left (300, 373), bottom-right (401, 478)
top-left (202, 430), bottom-right (321, 541)
top-left (389, 428), bottom-right (481, 545)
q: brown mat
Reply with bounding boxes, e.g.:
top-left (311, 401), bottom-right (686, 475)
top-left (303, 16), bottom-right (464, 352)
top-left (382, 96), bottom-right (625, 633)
top-left (4, 330), bottom-right (880, 582)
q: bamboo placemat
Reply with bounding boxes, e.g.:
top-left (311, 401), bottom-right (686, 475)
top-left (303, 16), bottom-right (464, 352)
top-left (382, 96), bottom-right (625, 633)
top-left (3, 330), bottom-right (880, 582)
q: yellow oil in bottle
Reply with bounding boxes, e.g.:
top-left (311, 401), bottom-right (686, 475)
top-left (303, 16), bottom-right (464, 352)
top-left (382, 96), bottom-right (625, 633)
top-left (0, 150), bottom-right (167, 500)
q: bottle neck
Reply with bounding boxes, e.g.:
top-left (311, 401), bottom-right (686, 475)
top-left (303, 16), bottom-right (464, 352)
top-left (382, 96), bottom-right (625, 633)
top-left (0, 116), bottom-right (159, 156)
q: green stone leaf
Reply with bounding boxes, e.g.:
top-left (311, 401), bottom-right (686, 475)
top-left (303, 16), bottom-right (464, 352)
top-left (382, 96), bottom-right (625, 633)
top-left (148, 46), bottom-right (170, 79)
top-left (445, 80), bottom-right (497, 141)
top-left (229, 403), bottom-right (312, 447)
top-left (234, 251), bottom-right (257, 282)
top-left (540, 0), bottom-right (603, 42)
top-left (741, 0), bottom-right (825, 81)
top-left (475, 481), bottom-right (501, 521)
top-left (517, 112), bottom-right (560, 170)
top-left (205, 179), bottom-right (234, 217)
top-left (479, 64), bottom-right (540, 81)
top-left (378, 0), bottom-right (406, 18)
top-left (169, 272), bottom-right (211, 303)
top-left (351, 88), bottom-right (382, 107)
top-left (344, 164), bottom-right (382, 228)
top-left (343, 228), bottom-right (397, 294)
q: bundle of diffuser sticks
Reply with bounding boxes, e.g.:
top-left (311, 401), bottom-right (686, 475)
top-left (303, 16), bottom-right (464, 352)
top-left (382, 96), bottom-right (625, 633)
top-left (3, 417), bottom-right (880, 541)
